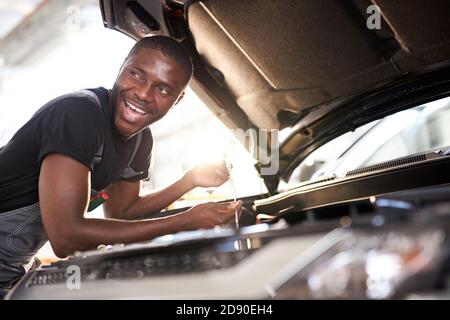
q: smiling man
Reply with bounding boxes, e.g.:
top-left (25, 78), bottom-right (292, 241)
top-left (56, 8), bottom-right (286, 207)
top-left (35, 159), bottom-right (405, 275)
top-left (0, 36), bottom-right (240, 290)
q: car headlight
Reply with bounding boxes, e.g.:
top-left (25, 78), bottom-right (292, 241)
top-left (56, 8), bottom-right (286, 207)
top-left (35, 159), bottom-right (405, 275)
top-left (271, 224), bottom-right (446, 299)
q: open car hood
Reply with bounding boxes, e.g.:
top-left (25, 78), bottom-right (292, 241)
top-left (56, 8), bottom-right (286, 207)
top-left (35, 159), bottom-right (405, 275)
top-left (100, 0), bottom-right (450, 191)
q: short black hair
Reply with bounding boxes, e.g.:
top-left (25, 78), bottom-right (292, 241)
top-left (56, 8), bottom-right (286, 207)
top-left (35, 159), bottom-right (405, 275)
top-left (127, 36), bottom-right (193, 85)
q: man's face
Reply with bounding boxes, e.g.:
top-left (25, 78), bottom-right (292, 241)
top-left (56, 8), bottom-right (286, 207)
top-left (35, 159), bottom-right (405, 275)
top-left (112, 48), bottom-right (187, 137)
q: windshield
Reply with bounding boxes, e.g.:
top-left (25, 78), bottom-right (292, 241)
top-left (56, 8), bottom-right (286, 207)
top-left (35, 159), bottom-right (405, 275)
top-left (287, 96), bottom-right (450, 186)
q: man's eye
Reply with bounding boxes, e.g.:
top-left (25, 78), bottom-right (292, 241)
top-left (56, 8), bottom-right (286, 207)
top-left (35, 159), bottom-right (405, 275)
top-left (130, 71), bottom-right (142, 80)
top-left (158, 87), bottom-right (170, 96)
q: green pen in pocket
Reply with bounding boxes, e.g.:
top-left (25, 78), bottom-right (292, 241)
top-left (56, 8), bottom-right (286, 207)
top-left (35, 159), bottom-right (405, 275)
top-left (88, 190), bottom-right (109, 212)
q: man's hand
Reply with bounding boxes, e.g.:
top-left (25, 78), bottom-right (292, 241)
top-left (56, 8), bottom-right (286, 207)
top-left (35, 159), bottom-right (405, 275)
top-left (104, 162), bottom-right (233, 220)
top-left (184, 161), bottom-right (230, 188)
top-left (181, 200), bottom-right (242, 230)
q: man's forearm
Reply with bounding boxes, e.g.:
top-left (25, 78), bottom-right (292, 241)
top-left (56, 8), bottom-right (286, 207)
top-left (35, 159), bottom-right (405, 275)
top-left (56, 200), bottom-right (239, 257)
top-left (55, 213), bottom-right (192, 257)
top-left (122, 175), bottom-right (195, 219)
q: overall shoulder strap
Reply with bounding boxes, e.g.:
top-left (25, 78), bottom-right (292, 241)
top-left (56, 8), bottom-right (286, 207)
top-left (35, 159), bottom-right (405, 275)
top-left (128, 132), bottom-right (142, 167)
top-left (79, 89), bottom-right (101, 107)
top-left (79, 90), bottom-right (104, 165)
top-left (120, 132), bottom-right (144, 179)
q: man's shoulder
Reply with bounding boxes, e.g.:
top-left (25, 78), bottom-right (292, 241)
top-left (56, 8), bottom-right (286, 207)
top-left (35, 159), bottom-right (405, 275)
top-left (55, 88), bottom-right (106, 112)
top-left (36, 88), bottom-right (107, 122)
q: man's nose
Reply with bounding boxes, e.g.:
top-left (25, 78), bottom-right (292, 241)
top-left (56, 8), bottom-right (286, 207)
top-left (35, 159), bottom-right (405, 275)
top-left (135, 83), bottom-right (155, 103)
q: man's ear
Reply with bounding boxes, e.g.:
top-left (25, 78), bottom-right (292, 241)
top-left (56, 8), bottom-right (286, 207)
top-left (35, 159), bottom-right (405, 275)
top-left (174, 91), bottom-right (185, 105)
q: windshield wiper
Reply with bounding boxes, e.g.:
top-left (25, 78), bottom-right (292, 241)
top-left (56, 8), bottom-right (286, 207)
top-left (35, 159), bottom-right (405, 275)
top-left (344, 146), bottom-right (450, 178)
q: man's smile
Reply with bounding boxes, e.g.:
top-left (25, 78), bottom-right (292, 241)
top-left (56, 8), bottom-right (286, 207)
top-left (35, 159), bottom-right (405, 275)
top-left (121, 98), bottom-right (155, 123)
top-left (124, 99), bottom-right (147, 114)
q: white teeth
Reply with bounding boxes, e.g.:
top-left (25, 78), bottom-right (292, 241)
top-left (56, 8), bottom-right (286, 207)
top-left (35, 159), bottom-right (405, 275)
top-left (125, 100), bottom-right (147, 114)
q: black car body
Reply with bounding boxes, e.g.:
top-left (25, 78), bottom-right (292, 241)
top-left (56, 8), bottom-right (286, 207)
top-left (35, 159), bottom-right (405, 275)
top-left (7, 0), bottom-right (450, 299)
